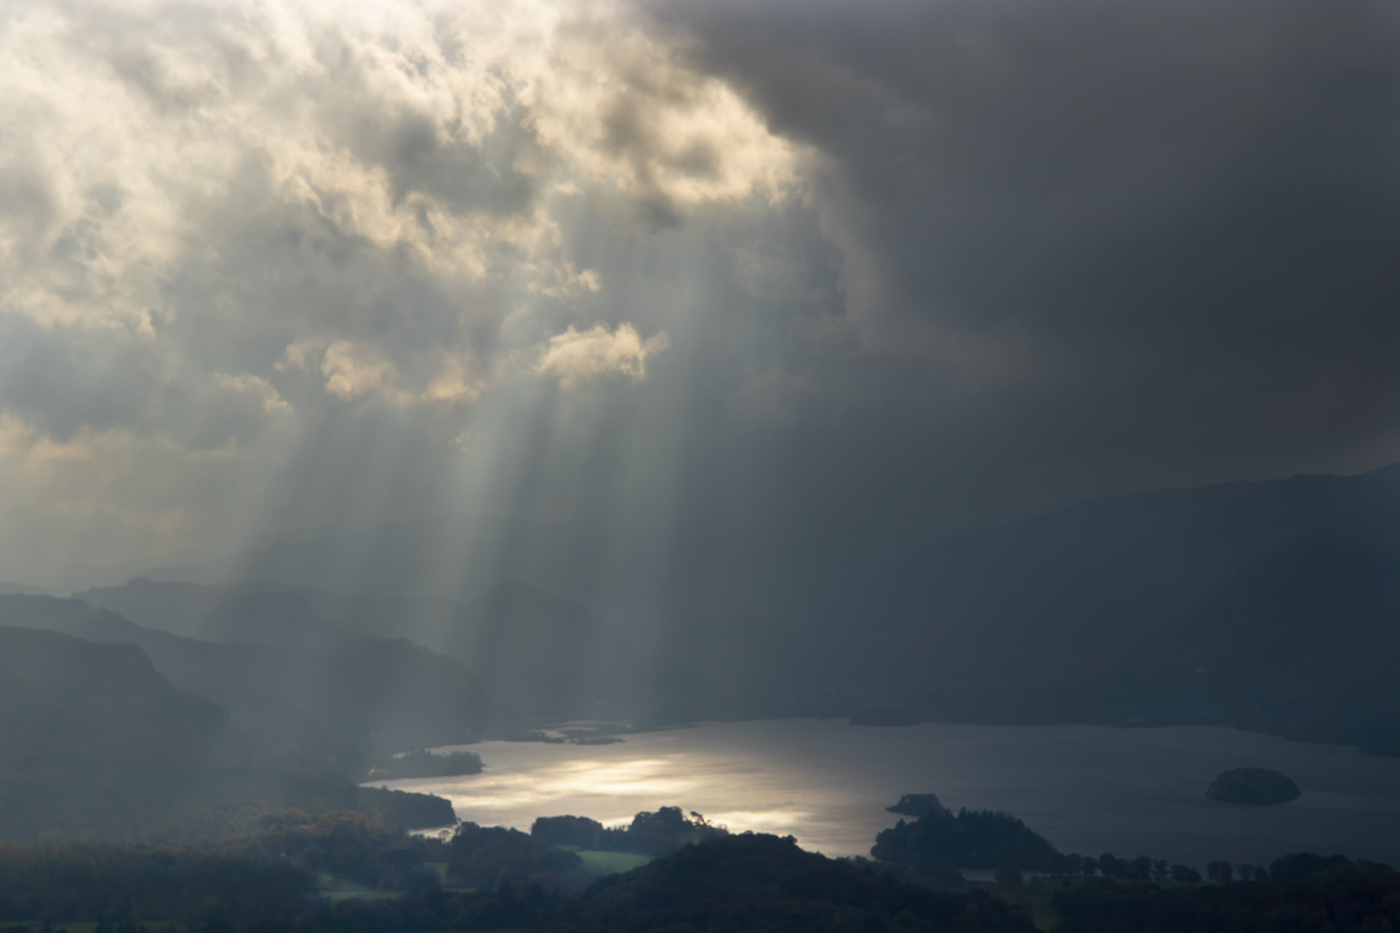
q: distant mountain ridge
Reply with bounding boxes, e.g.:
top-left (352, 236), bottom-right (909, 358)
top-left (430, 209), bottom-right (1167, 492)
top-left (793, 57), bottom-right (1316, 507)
top-left (854, 465), bottom-right (1400, 751)
top-left (0, 582), bottom-right (51, 597)
top-left (873, 471), bottom-right (1400, 692)
top-left (118, 462), bottom-right (1400, 749)
top-left (74, 578), bottom-right (352, 647)
top-left (1366, 461), bottom-right (1400, 484)
top-left (0, 594), bottom-right (484, 758)
top-left (73, 577), bottom-right (636, 729)
top-left (0, 621), bottom-right (459, 841)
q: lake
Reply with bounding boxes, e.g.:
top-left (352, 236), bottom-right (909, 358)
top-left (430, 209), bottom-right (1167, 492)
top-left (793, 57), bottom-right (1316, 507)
top-left (370, 719), bottom-right (1400, 868)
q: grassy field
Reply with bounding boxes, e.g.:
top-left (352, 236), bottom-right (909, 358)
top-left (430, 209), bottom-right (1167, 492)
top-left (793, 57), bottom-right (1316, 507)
top-left (577, 850), bottom-right (652, 875)
top-left (321, 889), bottom-right (404, 904)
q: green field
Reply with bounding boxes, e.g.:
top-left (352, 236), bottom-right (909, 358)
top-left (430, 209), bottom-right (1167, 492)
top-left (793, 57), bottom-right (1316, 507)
top-left (577, 850), bottom-right (653, 875)
top-left (321, 889), bottom-right (404, 904)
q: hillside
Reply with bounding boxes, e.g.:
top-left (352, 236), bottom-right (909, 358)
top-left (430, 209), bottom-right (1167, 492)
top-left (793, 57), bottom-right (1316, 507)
top-left (542, 833), bottom-right (1034, 932)
top-left (74, 578), bottom-right (350, 648)
top-left (859, 467), bottom-right (1400, 750)
top-left (0, 623), bottom-right (458, 840)
top-left (871, 472), bottom-right (1400, 692)
top-left (0, 595), bottom-right (484, 758)
top-left (116, 465), bottom-right (1400, 745)
top-left (81, 578), bottom-right (635, 728)
top-left (0, 625), bottom-right (233, 839)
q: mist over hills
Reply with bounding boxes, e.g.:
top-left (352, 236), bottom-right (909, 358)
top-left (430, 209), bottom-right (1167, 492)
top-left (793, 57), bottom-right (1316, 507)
top-left (75, 577), bottom-right (642, 728)
top-left (0, 582), bottom-right (51, 597)
top-left (2, 462), bottom-right (1399, 842)
top-left (0, 625), bottom-right (228, 839)
top-left (0, 594), bottom-right (482, 759)
top-left (0, 625), bottom-right (308, 840)
top-left (5, 3), bottom-right (1400, 918)
top-left (13, 461), bottom-right (1400, 766)
top-left (869, 470), bottom-right (1400, 692)
top-left (73, 579), bottom-right (349, 648)
top-left (0, 608), bottom-right (464, 841)
top-left (850, 466), bottom-right (1400, 749)
top-left (85, 463), bottom-right (1400, 749)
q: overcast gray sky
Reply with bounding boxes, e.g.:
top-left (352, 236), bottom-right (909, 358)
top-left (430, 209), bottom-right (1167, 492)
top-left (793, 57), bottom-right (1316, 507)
top-left (2, 0), bottom-right (1398, 595)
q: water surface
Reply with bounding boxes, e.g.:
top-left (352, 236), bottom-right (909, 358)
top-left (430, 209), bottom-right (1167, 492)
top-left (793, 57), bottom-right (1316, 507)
top-left (375, 719), bottom-right (1400, 867)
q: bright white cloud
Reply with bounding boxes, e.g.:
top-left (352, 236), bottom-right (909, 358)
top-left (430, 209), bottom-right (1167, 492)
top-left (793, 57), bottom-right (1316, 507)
top-left (319, 341), bottom-right (405, 402)
top-left (0, 0), bottom-right (807, 581)
top-left (535, 322), bottom-right (669, 387)
top-left (424, 353), bottom-right (484, 405)
top-left (214, 373), bottom-right (292, 414)
top-left (0, 0), bottom-right (799, 331)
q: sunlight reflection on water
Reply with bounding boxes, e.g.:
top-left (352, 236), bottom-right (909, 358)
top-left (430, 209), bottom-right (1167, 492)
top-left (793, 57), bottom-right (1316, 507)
top-left (369, 719), bottom-right (1400, 866)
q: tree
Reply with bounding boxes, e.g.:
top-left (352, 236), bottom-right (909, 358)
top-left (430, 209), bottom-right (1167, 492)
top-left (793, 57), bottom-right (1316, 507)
top-left (1098, 853), bottom-right (1126, 878)
top-left (996, 864), bottom-right (1024, 886)
top-left (1207, 861), bottom-right (1234, 883)
top-left (1170, 864), bottom-right (1202, 883)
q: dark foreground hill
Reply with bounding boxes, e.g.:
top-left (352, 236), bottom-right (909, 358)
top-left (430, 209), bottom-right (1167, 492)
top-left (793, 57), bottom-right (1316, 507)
top-left (1051, 853), bottom-right (1400, 933)
top-left (0, 624), bottom-right (454, 841)
top-left (542, 833), bottom-right (1035, 933)
top-left (0, 594), bottom-right (483, 757)
top-left (4, 816), bottom-right (1400, 933)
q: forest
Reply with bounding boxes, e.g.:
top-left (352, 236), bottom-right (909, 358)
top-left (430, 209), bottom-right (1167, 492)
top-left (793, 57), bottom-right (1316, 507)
top-left (0, 797), bottom-right (1392, 933)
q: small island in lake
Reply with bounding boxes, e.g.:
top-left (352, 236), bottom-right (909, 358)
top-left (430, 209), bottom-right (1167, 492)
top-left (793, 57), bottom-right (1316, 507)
top-left (1206, 767), bottom-right (1300, 804)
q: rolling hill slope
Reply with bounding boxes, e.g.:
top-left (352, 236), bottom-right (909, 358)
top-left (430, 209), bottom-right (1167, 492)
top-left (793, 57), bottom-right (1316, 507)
top-left (0, 595), bottom-right (484, 757)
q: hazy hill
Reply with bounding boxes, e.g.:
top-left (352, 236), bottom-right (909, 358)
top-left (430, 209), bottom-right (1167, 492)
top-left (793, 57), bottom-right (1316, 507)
top-left (310, 580), bottom-right (658, 726)
top-left (439, 582), bottom-right (617, 725)
top-left (83, 577), bottom-right (636, 728)
top-left (0, 595), bottom-right (484, 757)
top-left (0, 623), bottom-right (457, 840)
top-left (1184, 498), bottom-right (1400, 691)
top-left (853, 466), bottom-right (1400, 750)
top-left (75, 578), bottom-right (350, 648)
top-left (0, 624), bottom-right (232, 839)
top-left (307, 580), bottom-right (627, 726)
top-left (1367, 462), bottom-right (1400, 484)
top-left (0, 582), bottom-right (51, 596)
top-left (871, 471), bottom-right (1400, 694)
top-left (118, 464), bottom-right (1400, 742)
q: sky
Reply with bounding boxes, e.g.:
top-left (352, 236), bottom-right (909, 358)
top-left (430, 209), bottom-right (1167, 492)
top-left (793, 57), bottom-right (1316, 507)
top-left (2, 0), bottom-right (1399, 597)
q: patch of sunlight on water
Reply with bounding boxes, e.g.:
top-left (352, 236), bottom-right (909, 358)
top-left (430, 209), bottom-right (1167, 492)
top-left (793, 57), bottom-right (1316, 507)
top-left (370, 718), bottom-right (1400, 866)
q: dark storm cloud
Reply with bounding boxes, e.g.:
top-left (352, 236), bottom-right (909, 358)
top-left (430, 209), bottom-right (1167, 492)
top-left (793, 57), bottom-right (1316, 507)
top-left (650, 0), bottom-right (1400, 479)
top-left (4, 0), bottom-right (1400, 595)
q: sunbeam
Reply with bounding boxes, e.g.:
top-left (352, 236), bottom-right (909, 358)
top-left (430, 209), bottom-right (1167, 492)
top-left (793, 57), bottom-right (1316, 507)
top-left (4, 3), bottom-right (1400, 924)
